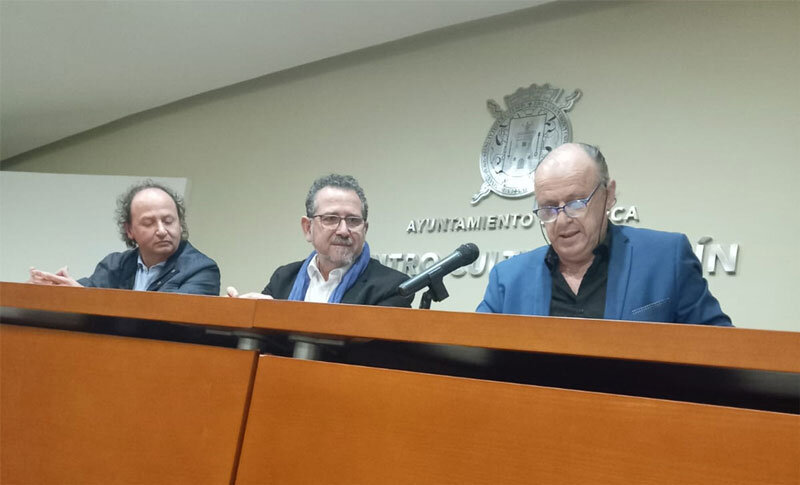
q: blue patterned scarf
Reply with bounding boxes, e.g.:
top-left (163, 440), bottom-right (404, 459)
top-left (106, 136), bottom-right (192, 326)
top-left (287, 242), bottom-right (371, 303)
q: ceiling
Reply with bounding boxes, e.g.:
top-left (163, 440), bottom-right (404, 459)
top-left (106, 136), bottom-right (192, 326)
top-left (0, 0), bottom-right (550, 161)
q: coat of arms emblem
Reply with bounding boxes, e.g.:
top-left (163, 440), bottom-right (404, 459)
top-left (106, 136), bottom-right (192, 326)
top-left (472, 84), bottom-right (581, 204)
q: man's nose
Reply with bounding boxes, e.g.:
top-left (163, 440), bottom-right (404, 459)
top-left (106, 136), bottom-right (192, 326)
top-left (334, 219), bottom-right (350, 235)
top-left (554, 208), bottom-right (571, 227)
top-left (155, 221), bottom-right (167, 235)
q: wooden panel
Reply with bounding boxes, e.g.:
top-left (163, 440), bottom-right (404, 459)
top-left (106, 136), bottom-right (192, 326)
top-left (0, 282), bottom-right (255, 328)
top-left (251, 299), bottom-right (800, 373)
top-left (0, 324), bottom-right (257, 485)
top-left (4, 282), bottom-right (798, 373)
top-left (236, 356), bottom-right (800, 485)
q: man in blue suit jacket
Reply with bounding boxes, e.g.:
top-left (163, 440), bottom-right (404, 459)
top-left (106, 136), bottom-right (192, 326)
top-left (477, 143), bottom-right (731, 326)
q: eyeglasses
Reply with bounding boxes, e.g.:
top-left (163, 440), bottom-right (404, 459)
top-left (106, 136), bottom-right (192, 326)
top-left (533, 183), bottom-right (603, 223)
top-left (311, 214), bottom-right (365, 229)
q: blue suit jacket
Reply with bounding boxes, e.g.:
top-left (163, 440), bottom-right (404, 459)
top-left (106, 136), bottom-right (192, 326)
top-left (477, 224), bottom-right (731, 326)
top-left (77, 240), bottom-right (220, 296)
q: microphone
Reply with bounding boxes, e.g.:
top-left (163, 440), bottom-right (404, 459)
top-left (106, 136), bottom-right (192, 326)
top-left (398, 243), bottom-right (480, 297)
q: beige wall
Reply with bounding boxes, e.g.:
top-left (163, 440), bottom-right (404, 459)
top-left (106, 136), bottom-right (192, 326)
top-left (3, 1), bottom-right (798, 330)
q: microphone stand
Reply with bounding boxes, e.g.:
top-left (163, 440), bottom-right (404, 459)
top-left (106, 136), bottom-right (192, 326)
top-left (418, 275), bottom-right (449, 309)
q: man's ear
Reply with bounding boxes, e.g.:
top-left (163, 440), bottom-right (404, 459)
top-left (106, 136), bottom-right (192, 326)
top-left (124, 223), bottom-right (134, 241)
top-left (363, 221), bottom-right (369, 235)
top-left (606, 180), bottom-right (617, 210)
top-left (301, 217), bottom-right (313, 243)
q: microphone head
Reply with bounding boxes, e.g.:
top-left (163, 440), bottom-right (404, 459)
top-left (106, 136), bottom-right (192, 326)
top-left (458, 243), bottom-right (480, 264)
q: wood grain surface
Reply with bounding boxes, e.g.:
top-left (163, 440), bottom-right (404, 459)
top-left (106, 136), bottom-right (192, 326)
top-left (0, 282), bottom-right (255, 328)
top-left (251, 298), bottom-right (800, 373)
top-left (1, 324), bottom-right (258, 484)
top-left (3, 282), bottom-right (798, 372)
top-left (236, 356), bottom-right (800, 485)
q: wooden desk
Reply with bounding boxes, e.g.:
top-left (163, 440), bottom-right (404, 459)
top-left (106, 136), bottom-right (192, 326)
top-left (1, 283), bottom-right (798, 484)
top-left (250, 298), bottom-right (800, 372)
top-left (0, 282), bottom-right (256, 328)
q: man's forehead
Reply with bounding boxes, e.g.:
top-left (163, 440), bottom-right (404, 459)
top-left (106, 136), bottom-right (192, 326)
top-left (537, 148), bottom-right (597, 181)
top-left (540, 143), bottom-right (591, 168)
top-left (315, 187), bottom-right (361, 206)
top-left (535, 154), bottom-right (598, 198)
top-left (132, 187), bottom-right (169, 201)
top-left (131, 188), bottom-right (177, 212)
top-left (316, 186), bottom-right (357, 196)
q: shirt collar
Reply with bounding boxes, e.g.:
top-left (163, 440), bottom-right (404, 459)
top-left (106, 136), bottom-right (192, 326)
top-left (307, 255), bottom-right (352, 282)
top-left (137, 253), bottom-right (167, 272)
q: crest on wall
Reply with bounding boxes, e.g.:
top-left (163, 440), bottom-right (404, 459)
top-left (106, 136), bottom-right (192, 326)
top-left (471, 84), bottom-right (581, 205)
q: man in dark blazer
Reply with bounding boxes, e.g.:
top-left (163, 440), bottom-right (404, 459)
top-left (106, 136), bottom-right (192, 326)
top-left (262, 258), bottom-right (411, 307)
top-left (227, 174), bottom-right (411, 308)
top-left (27, 181), bottom-right (220, 296)
top-left (477, 143), bottom-right (731, 326)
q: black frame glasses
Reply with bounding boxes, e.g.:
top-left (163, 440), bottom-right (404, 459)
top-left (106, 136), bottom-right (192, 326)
top-left (533, 183), bottom-right (603, 223)
top-left (311, 214), bottom-right (365, 229)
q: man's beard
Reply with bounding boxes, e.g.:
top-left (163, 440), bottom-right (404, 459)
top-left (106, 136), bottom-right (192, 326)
top-left (329, 236), bottom-right (361, 266)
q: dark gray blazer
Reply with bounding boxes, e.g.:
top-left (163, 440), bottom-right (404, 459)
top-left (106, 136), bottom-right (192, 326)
top-left (78, 240), bottom-right (220, 295)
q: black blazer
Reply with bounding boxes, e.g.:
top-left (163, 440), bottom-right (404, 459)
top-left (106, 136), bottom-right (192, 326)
top-left (262, 258), bottom-right (413, 308)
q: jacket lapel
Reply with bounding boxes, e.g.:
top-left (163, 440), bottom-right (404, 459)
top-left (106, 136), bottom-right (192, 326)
top-left (533, 261), bottom-right (552, 316)
top-left (147, 264), bottom-right (179, 291)
top-left (341, 261), bottom-right (370, 304)
top-left (605, 225), bottom-right (631, 320)
top-left (145, 241), bottom-right (186, 291)
top-left (120, 250), bottom-right (139, 290)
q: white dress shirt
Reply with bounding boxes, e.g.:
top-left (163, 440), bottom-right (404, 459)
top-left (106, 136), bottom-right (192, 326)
top-left (304, 257), bottom-right (352, 303)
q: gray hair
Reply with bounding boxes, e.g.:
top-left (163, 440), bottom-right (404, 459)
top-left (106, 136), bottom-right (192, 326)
top-left (576, 143), bottom-right (610, 186)
top-left (116, 180), bottom-right (188, 248)
top-left (305, 174), bottom-right (368, 220)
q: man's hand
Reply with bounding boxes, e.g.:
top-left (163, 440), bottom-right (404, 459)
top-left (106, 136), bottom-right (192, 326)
top-left (226, 286), bottom-right (273, 299)
top-left (27, 266), bottom-right (83, 287)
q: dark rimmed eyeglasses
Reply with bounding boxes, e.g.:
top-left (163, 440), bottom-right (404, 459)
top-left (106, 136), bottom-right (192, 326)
top-left (533, 183), bottom-right (603, 223)
top-left (311, 214), bottom-right (365, 229)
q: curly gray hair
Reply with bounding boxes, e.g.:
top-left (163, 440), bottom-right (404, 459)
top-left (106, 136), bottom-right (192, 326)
top-left (116, 180), bottom-right (188, 248)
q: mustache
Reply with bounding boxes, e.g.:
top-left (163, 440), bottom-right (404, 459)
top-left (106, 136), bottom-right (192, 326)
top-left (332, 236), bottom-right (353, 245)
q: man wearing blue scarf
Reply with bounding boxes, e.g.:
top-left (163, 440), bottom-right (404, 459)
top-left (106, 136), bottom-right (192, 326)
top-left (228, 174), bottom-right (412, 308)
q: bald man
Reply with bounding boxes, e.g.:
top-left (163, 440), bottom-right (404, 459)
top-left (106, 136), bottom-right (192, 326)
top-left (477, 143), bottom-right (731, 326)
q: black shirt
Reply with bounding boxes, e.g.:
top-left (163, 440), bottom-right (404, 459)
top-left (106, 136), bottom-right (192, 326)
top-left (545, 226), bottom-right (612, 319)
